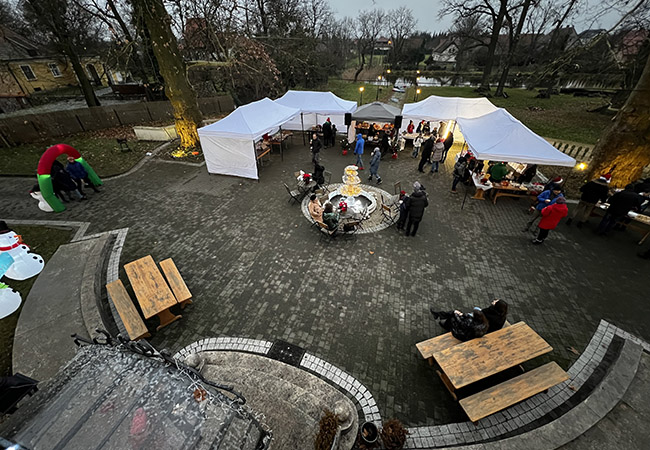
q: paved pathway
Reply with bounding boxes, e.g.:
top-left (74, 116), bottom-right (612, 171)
top-left (1, 142), bottom-right (648, 425)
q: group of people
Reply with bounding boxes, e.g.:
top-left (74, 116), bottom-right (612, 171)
top-left (36, 157), bottom-right (101, 203)
top-left (430, 299), bottom-right (509, 342)
top-left (308, 195), bottom-right (340, 231)
top-left (414, 132), bottom-right (454, 175)
top-left (406, 120), bottom-right (447, 137)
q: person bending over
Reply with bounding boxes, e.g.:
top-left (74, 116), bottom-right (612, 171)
top-left (430, 308), bottom-right (490, 341)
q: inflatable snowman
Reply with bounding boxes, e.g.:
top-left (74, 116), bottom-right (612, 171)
top-left (0, 222), bottom-right (44, 281)
top-left (0, 253), bottom-right (22, 319)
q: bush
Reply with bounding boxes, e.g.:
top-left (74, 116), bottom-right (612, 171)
top-left (380, 419), bottom-right (409, 450)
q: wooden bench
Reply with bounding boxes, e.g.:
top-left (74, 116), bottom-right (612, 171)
top-left (416, 320), bottom-right (511, 365)
top-left (159, 258), bottom-right (192, 309)
top-left (459, 361), bottom-right (568, 422)
top-left (106, 280), bottom-right (151, 341)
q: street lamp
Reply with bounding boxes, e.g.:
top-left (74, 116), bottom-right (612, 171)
top-left (415, 88), bottom-right (421, 101)
top-left (416, 70), bottom-right (420, 74)
top-left (359, 86), bottom-right (364, 104)
top-left (387, 69), bottom-right (391, 74)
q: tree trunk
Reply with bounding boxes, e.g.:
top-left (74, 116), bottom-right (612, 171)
top-left (495, 0), bottom-right (533, 97)
top-left (480, 0), bottom-right (508, 91)
top-left (137, 0), bottom-right (203, 150)
top-left (354, 50), bottom-right (366, 82)
top-left (585, 53), bottom-right (650, 188)
top-left (106, 0), bottom-right (150, 87)
top-left (66, 44), bottom-right (101, 107)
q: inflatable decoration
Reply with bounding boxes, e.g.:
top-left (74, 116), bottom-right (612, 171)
top-left (0, 224), bottom-right (44, 281)
top-left (37, 144), bottom-right (102, 212)
top-left (0, 253), bottom-right (22, 319)
top-left (30, 189), bottom-right (54, 212)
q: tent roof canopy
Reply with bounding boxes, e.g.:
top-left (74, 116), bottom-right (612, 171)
top-left (351, 101), bottom-right (401, 122)
top-left (274, 90), bottom-right (357, 114)
top-left (456, 108), bottom-right (576, 167)
top-left (198, 97), bottom-right (299, 140)
top-left (402, 95), bottom-right (498, 122)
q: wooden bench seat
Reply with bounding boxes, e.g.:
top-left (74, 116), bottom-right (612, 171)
top-left (459, 361), bottom-right (568, 422)
top-left (159, 258), bottom-right (192, 309)
top-left (417, 320), bottom-right (511, 365)
top-left (106, 280), bottom-right (151, 341)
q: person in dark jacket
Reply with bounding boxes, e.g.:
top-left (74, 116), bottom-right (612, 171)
top-left (430, 308), bottom-right (490, 342)
top-left (480, 299), bottom-right (509, 333)
top-left (633, 178), bottom-right (650, 194)
top-left (396, 190), bottom-right (409, 231)
top-left (516, 164), bottom-right (537, 183)
top-left (596, 184), bottom-right (645, 236)
top-left (52, 160), bottom-right (82, 202)
top-left (66, 156), bottom-right (99, 196)
top-left (322, 118), bottom-right (332, 147)
top-left (451, 155), bottom-right (468, 193)
top-left (566, 176), bottom-right (610, 227)
top-left (418, 136), bottom-right (434, 172)
top-left (405, 182), bottom-right (428, 236)
top-left (441, 132), bottom-right (454, 163)
top-left (310, 132), bottom-right (323, 165)
top-left (368, 148), bottom-right (382, 184)
top-left (524, 184), bottom-right (564, 231)
top-left (322, 202), bottom-right (340, 231)
top-left (313, 163), bottom-right (325, 188)
top-left (354, 133), bottom-right (365, 169)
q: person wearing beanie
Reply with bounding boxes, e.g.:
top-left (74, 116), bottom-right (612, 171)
top-left (354, 133), bottom-right (365, 169)
top-left (596, 184), bottom-right (645, 236)
top-left (322, 118), bottom-right (332, 147)
top-left (368, 147), bottom-right (382, 184)
top-left (405, 181), bottom-right (428, 236)
top-left (533, 196), bottom-right (568, 244)
top-left (543, 176), bottom-right (564, 192)
top-left (524, 183), bottom-right (564, 231)
top-left (566, 176), bottom-right (610, 228)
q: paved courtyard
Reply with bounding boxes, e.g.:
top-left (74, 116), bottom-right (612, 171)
top-left (1, 141), bottom-right (648, 426)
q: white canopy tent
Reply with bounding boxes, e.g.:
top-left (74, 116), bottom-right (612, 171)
top-left (274, 90), bottom-right (357, 131)
top-left (198, 98), bottom-right (300, 180)
top-left (456, 108), bottom-right (576, 166)
top-left (402, 95), bottom-right (498, 122)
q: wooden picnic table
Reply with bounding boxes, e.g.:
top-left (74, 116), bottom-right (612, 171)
top-left (432, 322), bottom-right (552, 392)
top-left (489, 182), bottom-right (532, 205)
top-left (124, 255), bottom-right (181, 331)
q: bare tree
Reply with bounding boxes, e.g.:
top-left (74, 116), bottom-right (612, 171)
top-left (495, 0), bottom-right (533, 96)
top-left (386, 6), bottom-right (416, 67)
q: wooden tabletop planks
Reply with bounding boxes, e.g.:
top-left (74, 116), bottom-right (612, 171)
top-left (124, 255), bottom-right (177, 319)
top-left (432, 322), bottom-right (552, 389)
top-left (159, 258), bottom-right (192, 303)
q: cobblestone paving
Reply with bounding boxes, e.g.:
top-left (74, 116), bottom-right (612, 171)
top-left (1, 142), bottom-right (648, 426)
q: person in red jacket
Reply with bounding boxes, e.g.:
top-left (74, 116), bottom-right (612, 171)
top-left (533, 197), bottom-right (568, 244)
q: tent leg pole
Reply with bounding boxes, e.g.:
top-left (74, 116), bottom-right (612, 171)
top-left (280, 126), bottom-right (284, 161)
top-left (301, 113), bottom-right (305, 146)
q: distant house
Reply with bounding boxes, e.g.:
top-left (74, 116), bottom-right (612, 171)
top-left (616, 29), bottom-right (649, 63)
top-left (0, 26), bottom-right (116, 113)
top-left (374, 36), bottom-right (392, 53)
top-left (430, 38), bottom-right (458, 69)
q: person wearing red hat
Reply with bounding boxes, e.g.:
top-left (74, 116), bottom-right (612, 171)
top-left (533, 197), bottom-right (568, 244)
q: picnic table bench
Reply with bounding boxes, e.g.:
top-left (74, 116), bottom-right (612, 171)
top-left (106, 279), bottom-right (151, 341)
top-left (124, 255), bottom-right (181, 331)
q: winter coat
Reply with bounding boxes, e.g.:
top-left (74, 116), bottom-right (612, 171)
top-left (431, 141), bottom-right (445, 162)
top-left (311, 137), bottom-right (323, 154)
top-left (633, 182), bottom-right (650, 194)
top-left (407, 123), bottom-right (414, 133)
top-left (607, 189), bottom-right (645, 217)
top-left (322, 121), bottom-right (331, 136)
top-left (369, 150), bottom-right (381, 171)
top-left (420, 138), bottom-right (434, 161)
top-left (535, 190), bottom-right (564, 211)
top-left (414, 136), bottom-right (423, 148)
top-left (309, 200), bottom-right (323, 223)
top-left (482, 305), bottom-right (507, 333)
top-left (322, 211), bottom-right (339, 230)
top-left (53, 169), bottom-right (77, 191)
top-left (313, 164), bottom-right (325, 185)
top-left (453, 160), bottom-right (467, 178)
top-left (579, 179), bottom-right (609, 204)
top-left (538, 202), bottom-right (569, 230)
top-left (354, 134), bottom-right (364, 155)
top-left (450, 312), bottom-right (489, 342)
top-left (488, 162), bottom-right (508, 182)
top-left (517, 164), bottom-right (537, 183)
top-left (443, 133), bottom-right (454, 151)
top-left (66, 161), bottom-right (87, 180)
top-left (406, 190), bottom-right (428, 220)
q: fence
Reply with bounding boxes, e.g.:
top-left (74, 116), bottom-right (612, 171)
top-left (545, 138), bottom-right (594, 162)
top-left (0, 95), bottom-right (235, 147)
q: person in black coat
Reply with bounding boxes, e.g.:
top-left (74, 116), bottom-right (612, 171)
top-left (380, 133), bottom-right (390, 158)
top-left (51, 160), bottom-right (82, 202)
top-left (312, 163), bottom-right (325, 190)
top-left (596, 184), bottom-right (645, 235)
top-left (516, 164), bottom-right (537, 183)
top-left (566, 176), bottom-right (610, 227)
top-left (322, 119), bottom-right (332, 147)
top-left (396, 191), bottom-right (409, 231)
top-left (418, 137), bottom-right (434, 172)
top-left (430, 308), bottom-right (490, 342)
top-left (405, 182), bottom-right (428, 236)
top-left (441, 132), bottom-right (454, 163)
top-left (310, 132), bottom-right (322, 164)
top-left (480, 299), bottom-right (508, 332)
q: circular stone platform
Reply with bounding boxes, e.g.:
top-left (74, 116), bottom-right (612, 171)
top-left (301, 183), bottom-right (397, 234)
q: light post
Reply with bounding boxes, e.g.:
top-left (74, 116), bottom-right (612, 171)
top-left (376, 87), bottom-right (382, 101)
top-left (415, 88), bottom-right (421, 102)
top-left (359, 86), bottom-right (364, 105)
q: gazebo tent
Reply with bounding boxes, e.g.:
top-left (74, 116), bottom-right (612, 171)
top-left (198, 98), bottom-right (299, 180)
top-left (274, 90), bottom-right (357, 131)
top-left (402, 95), bottom-right (498, 122)
top-left (351, 102), bottom-right (401, 122)
top-left (456, 108), bottom-right (576, 166)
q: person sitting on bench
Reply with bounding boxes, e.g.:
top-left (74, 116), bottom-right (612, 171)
top-left (477, 299), bottom-right (508, 332)
top-left (429, 308), bottom-right (489, 341)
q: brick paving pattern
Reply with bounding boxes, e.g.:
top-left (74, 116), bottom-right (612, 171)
top-left (1, 141), bottom-right (648, 426)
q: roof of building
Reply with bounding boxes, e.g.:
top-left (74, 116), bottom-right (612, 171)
top-left (0, 25), bottom-right (42, 61)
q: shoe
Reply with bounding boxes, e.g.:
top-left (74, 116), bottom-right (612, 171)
top-left (451, 190), bottom-right (457, 194)
top-left (532, 239), bottom-right (543, 245)
top-left (93, 188), bottom-right (100, 193)
top-left (81, 195), bottom-right (88, 201)
top-left (377, 179), bottom-right (382, 185)
top-left (358, 167), bottom-right (364, 170)
top-left (368, 175), bottom-right (372, 180)
top-left (418, 169), bottom-right (424, 173)
top-left (565, 218), bottom-right (572, 225)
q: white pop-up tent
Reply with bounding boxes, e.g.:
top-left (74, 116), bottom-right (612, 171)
top-left (456, 108), bottom-right (576, 166)
top-left (198, 98), bottom-right (300, 179)
top-left (274, 90), bottom-right (357, 131)
top-left (402, 95), bottom-right (498, 122)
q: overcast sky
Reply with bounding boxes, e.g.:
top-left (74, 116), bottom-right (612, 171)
top-left (327, 0), bottom-right (621, 34)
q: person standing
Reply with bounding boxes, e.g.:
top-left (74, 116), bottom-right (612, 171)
top-left (487, 161), bottom-right (509, 183)
top-left (368, 147), bottom-right (382, 184)
top-left (310, 132), bottom-right (322, 165)
top-left (451, 155), bottom-right (468, 193)
top-left (354, 133), bottom-right (365, 169)
top-left (596, 184), bottom-right (645, 236)
top-left (322, 118), bottom-right (332, 147)
top-left (533, 197), bottom-right (568, 244)
top-left (418, 136), bottom-right (433, 172)
top-left (412, 134), bottom-right (423, 158)
top-left (380, 133), bottom-right (390, 158)
top-left (405, 182), bottom-right (428, 236)
top-left (566, 176), bottom-right (610, 228)
top-left (396, 190), bottom-right (409, 231)
top-left (407, 120), bottom-right (414, 133)
top-left (441, 132), bottom-right (453, 163)
top-left (331, 124), bottom-right (338, 147)
top-left (66, 156), bottom-right (100, 196)
top-left (524, 184), bottom-right (564, 231)
top-left (516, 164), bottom-right (538, 183)
top-left (430, 138), bottom-right (444, 173)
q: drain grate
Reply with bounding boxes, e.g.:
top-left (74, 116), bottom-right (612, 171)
top-left (267, 340), bottom-right (305, 367)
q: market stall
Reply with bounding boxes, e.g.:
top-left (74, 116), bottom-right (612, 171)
top-left (349, 102), bottom-right (402, 146)
top-left (274, 90), bottom-right (357, 133)
top-left (198, 98), bottom-right (299, 180)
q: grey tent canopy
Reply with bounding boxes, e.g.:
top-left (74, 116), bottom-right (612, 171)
top-left (351, 102), bottom-right (401, 122)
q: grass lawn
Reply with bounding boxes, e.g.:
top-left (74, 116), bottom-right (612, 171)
top-left (0, 127), bottom-right (161, 177)
top-left (0, 225), bottom-right (73, 377)
top-left (404, 86), bottom-right (614, 144)
top-left (327, 79), bottom-right (396, 106)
